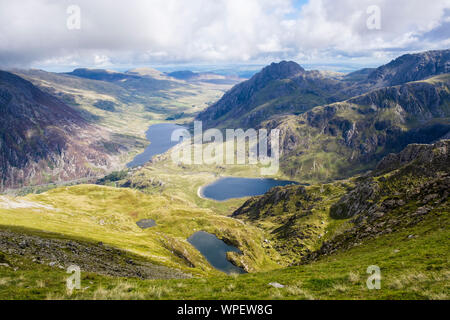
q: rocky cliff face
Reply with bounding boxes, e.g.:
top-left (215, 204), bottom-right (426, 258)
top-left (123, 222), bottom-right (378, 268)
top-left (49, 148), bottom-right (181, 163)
top-left (331, 140), bottom-right (449, 219)
top-left (0, 71), bottom-right (126, 191)
top-left (303, 140), bottom-right (450, 262)
top-left (233, 140), bottom-right (449, 263)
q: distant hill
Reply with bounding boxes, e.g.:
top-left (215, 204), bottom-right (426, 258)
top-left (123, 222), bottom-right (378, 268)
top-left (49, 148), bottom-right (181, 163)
top-left (126, 67), bottom-right (170, 80)
top-left (65, 68), bottom-right (178, 93)
top-left (66, 68), bottom-right (140, 82)
top-left (167, 70), bottom-right (243, 85)
top-left (167, 70), bottom-right (197, 80)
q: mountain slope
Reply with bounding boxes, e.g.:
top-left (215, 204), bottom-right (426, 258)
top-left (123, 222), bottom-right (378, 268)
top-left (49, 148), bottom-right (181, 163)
top-left (305, 140), bottom-right (449, 262)
top-left (2, 141), bottom-right (447, 300)
top-left (365, 49), bottom-right (450, 87)
top-left (0, 71), bottom-right (127, 191)
top-left (196, 61), bottom-right (353, 129)
top-left (14, 68), bottom-right (235, 138)
top-left (66, 68), bottom-right (179, 95)
top-left (274, 74), bottom-right (450, 183)
top-left (233, 140), bottom-right (450, 265)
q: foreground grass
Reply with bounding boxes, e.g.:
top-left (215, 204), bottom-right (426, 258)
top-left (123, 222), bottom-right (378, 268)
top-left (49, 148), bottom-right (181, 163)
top-left (1, 209), bottom-right (448, 300)
top-left (0, 185), bottom-right (282, 276)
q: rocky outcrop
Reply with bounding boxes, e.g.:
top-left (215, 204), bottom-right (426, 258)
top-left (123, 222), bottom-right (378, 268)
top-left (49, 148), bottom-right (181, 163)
top-left (330, 140), bottom-right (450, 220)
top-left (233, 141), bottom-right (449, 264)
top-left (301, 140), bottom-right (450, 262)
top-left (349, 81), bottom-right (450, 120)
top-left (233, 186), bottom-right (309, 220)
top-left (304, 173), bottom-right (449, 262)
top-left (232, 184), bottom-right (335, 262)
top-left (0, 228), bottom-right (188, 279)
top-left (374, 140), bottom-right (449, 175)
top-left (329, 180), bottom-right (379, 219)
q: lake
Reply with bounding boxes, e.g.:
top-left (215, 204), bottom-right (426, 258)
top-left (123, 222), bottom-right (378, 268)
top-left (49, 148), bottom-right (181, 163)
top-left (127, 123), bottom-right (186, 168)
top-left (187, 231), bottom-right (246, 274)
top-left (199, 177), bottom-right (299, 201)
top-left (136, 219), bottom-right (156, 229)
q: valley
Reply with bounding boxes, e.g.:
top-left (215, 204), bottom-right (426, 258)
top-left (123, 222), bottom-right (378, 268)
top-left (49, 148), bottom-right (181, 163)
top-left (0, 49), bottom-right (449, 300)
top-left (1, 68), bottom-right (238, 193)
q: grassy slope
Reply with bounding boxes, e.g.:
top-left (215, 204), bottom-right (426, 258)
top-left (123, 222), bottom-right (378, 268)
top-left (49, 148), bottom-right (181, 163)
top-left (1, 153), bottom-right (448, 300)
top-left (0, 185), bottom-right (282, 276)
top-left (1, 206), bottom-right (447, 300)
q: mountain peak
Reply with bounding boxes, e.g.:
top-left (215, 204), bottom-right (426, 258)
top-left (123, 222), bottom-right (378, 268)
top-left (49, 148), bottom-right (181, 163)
top-left (258, 61), bottom-right (305, 80)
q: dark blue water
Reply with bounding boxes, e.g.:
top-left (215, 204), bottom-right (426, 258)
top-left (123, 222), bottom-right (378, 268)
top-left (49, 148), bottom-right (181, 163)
top-left (200, 177), bottom-right (298, 201)
top-left (188, 231), bottom-right (246, 274)
top-left (127, 123), bottom-right (186, 168)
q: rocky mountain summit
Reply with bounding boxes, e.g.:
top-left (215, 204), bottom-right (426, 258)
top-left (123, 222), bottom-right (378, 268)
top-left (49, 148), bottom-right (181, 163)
top-left (196, 60), bottom-right (350, 129)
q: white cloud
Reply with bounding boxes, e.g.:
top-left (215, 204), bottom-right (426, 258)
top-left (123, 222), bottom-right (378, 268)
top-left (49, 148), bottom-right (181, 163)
top-left (0, 0), bottom-right (448, 69)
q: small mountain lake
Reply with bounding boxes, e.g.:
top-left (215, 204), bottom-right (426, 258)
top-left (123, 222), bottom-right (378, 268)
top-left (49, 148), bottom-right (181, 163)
top-left (187, 231), bottom-right (246, 274)
top-left (127, 123), bottom-right (186, 168)
top-left (199, 177), bottom-right (299, 201)
top-left (136, 219), bottom-right (156, 229)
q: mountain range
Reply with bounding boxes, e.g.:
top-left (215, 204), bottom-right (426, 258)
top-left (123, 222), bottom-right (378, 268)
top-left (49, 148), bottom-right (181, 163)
top-left (1, 50), bottom-right (449, 190)
top-left (198, 50), bottom-right (450, 130)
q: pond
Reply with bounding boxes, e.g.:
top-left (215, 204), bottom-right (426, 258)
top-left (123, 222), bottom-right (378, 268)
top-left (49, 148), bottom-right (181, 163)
top-left (199, 177), bottom-right (299, 201)
top-left (127, 123), bottom-right (186, 168)
top-left (187, 231), bottom-right (246, 274)
top-left (136, 219), bottom-right (156, 229)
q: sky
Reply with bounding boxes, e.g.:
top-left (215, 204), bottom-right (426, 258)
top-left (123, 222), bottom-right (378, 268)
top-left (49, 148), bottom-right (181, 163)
top-left (0, 0), bottom-right (449, 72)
